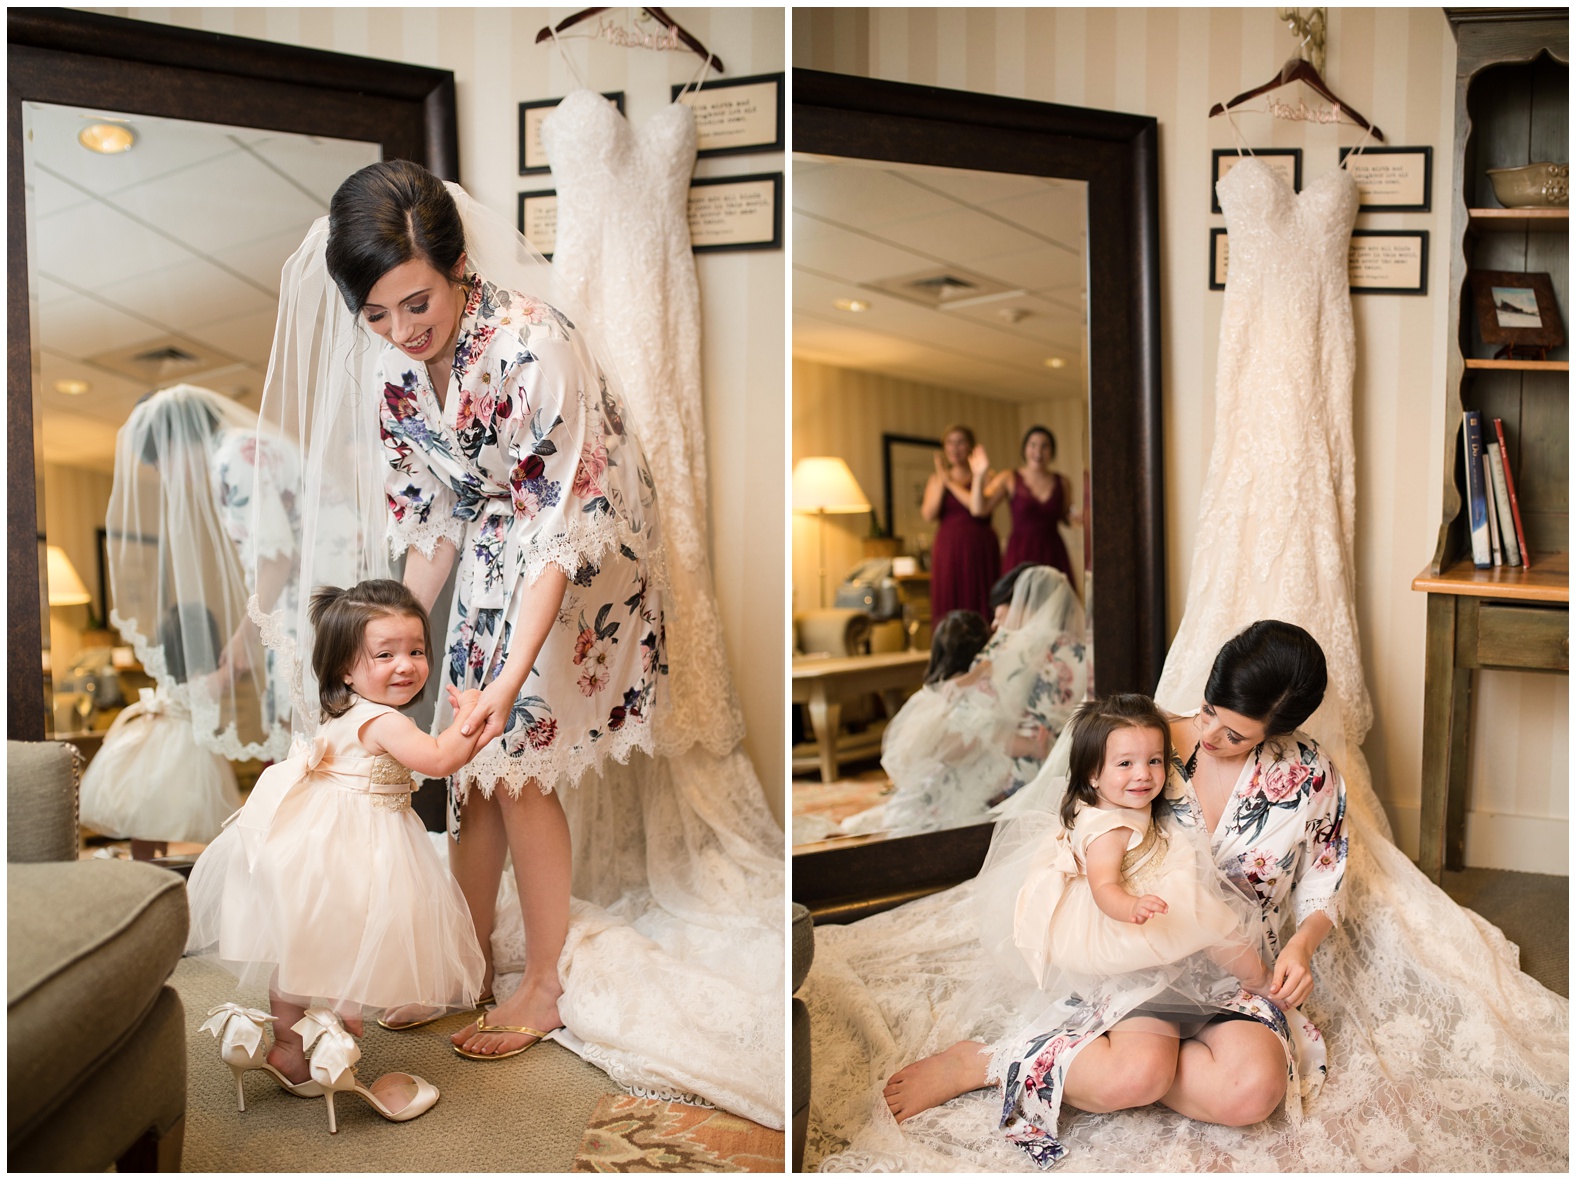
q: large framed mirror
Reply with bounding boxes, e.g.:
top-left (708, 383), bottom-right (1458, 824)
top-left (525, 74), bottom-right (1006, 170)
top-left (8, 9), bottom-right (458, 744)
top-left (791, 68), bottom-right (1164, 921)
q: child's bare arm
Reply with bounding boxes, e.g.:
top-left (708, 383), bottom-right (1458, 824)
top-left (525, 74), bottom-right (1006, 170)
top-left (1084, 827), bottom-right (1168, 925)
top-left (361, 694), bottom-right (487, 778)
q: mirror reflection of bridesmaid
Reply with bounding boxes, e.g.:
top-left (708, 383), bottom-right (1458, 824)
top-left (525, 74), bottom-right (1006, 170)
top-left (922, 424), bottom-right (1001, 621)
top-left (973, 425), bottom-right (1080, 587)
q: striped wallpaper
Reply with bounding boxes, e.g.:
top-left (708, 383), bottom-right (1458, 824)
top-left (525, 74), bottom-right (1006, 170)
top-left (89, 6), bottom-right (789, 821)
top-left (795, 7), bottom-right (1567, 873)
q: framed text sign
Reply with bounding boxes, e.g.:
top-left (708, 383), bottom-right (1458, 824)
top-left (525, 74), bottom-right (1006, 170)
top-left (1339, 146), bottom-right (1433, 212)
top-left (687, 173), bottom-right (783, 252)
top-left (516, 189), bottom-right (557, 257)
top-left (1209, 228), bottom-right (1429, 294)
top-left (671, 72), bottom-right (784, 157)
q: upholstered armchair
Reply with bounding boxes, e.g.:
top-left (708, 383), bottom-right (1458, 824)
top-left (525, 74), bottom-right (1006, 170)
top-left (7, 741), bottom-right (189, 1171)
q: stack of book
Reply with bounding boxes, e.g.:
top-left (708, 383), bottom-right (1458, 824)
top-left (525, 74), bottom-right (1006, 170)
top-left (1462, 409), bottom-right (1532, 570)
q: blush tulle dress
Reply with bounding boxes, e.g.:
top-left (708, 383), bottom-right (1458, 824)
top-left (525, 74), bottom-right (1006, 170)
top-left (186, 697), bottom-right (485, 1013)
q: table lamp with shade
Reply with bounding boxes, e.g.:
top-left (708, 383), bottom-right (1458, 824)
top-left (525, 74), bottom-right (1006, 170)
top-left (46, 545), bottom-right (92, 608)
top-left (792, 457), bottom-right (871, 608)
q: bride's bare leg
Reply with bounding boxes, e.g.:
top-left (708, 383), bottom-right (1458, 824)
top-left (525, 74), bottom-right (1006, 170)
top-left (1061, 1024), bottom-right (1179, 1113)
top-left (883, 1041), bottom-right (992, 1121)
top-left (452, 780), bottom-right (569, 1055)
top-left (1159, 1018), bottom-right (1285, 1125)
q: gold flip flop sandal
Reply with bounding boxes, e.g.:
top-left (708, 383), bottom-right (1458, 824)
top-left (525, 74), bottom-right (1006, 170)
top-left (452, 1017), bottom-right (558, 1061)
top-left (376, 993), bottom-right (495, 1032)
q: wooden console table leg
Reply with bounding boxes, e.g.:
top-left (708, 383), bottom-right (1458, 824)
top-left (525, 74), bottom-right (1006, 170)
top-left (1444, 597), bottom-right (1478, 873)
top-left (1418, 593), bottom-right (1455, 882)
top-left (806, 687), bottom-right (842, 784)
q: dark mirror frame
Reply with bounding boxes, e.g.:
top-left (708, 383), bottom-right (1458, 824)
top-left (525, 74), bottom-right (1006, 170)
top-left (8, 7), bottom-right (459, 741)
top-left (792, 68), bottom-right (1165, 923)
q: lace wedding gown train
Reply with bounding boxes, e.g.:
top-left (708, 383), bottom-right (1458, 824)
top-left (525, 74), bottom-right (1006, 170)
top-left (482, 90), bottom-right (785, 1127)
top-left (802, 156), bottom-right (1567, 1170)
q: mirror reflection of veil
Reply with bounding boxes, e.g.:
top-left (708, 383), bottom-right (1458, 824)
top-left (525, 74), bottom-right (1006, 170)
top-left (840, 565), bottom-right (1089, 838)
top-left (84, 385), bottom-right (305, 848)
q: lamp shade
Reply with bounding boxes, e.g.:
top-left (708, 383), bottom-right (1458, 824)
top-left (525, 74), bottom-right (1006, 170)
top-left (792, 457), bottom-right (871, 514)
top-left (46, 545), bottom-right (92, 606)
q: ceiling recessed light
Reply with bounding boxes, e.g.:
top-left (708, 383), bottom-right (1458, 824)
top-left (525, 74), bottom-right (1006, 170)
top-left (78, 122), bottom-right (136, 154)
top-left (833, 298), bottom-right (871, 313)
top-left (1044, 356), bottom-right (1068, 369)
top-left (54, 378), bottom-right (91, 396)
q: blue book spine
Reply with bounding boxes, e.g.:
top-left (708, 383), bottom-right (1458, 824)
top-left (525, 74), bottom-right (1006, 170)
top-left (1463, 410), bottom-right (1491, 568)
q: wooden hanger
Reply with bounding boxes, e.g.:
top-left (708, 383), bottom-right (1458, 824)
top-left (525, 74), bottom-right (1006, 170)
top-left (535, 7), bottom-right (726, 74)
top-left (1208, 55), bottom-right (1384, 142)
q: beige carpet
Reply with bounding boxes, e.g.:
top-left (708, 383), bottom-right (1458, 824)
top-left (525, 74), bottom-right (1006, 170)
top-left (1441, 867), bottom-right (1567, 997)
top-left (173, 956), bottom-right (625, 1172)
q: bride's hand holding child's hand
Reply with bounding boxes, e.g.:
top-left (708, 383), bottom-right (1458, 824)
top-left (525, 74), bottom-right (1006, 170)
top-left (446, 686), bottom-right (486, 752)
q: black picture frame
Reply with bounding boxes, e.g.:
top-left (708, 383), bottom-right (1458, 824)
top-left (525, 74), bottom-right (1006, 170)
top-left (688, 172), bottom-right (783, 253)
top-left (1208, 227), bottom-right (1230, 291)
top-left (1212, 147), bottom-right (1302, 214)
top-left (516, 188), bottom-right (557, 258)
top-left (518, 91), bottom-right (624, 175)
top-left (881, 432), bottom-right (943, 545)
top-left (1339, 145), bottom-right (1433, 212)
top-left (1350, 229), bottom-right (1430, 295)
top-left (669, 71), bottom-right (785, 157)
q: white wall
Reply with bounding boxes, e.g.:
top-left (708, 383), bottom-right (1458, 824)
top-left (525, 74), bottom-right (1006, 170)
top-left (796, 7), bottom-right (1567, 873)
top-left (95, 7), bottom-right (788, 823)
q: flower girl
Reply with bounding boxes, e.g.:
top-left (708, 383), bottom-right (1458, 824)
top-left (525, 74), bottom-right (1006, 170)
top-left (1013, 693), bottom-right (1272, 994)
top-left (186, 579), bottom-right (487, 1132)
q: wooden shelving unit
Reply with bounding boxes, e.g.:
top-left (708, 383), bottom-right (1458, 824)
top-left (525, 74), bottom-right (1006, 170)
top-left (1417, 11), bottom-right (1568, 883)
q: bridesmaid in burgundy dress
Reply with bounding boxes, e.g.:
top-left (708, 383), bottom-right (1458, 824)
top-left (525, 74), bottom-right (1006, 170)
top-left (923, 424), bottom-right (1000, 621)
top-left (973, 425), bottom-right (1079, 586)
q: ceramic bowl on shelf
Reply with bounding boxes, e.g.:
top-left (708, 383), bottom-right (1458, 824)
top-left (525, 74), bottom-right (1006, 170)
top-left (1486, 162), bottom-right (1568, 208)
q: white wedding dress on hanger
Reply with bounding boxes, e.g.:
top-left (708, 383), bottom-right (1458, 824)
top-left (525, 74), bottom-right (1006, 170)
top-left (800, 156), bottom-right (1567, 1170)
top-left (481, 88), bottom-right (785, 1128)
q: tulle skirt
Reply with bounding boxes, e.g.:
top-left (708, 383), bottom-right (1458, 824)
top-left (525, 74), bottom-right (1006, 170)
top-left (186, 779), bottom-right (485, 1014)
top-left (79, 709), bottom-right (241, 843)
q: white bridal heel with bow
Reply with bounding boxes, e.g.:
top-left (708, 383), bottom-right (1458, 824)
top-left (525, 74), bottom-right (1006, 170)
top-left (294, 1008), bottom-right (440, 1133)
top-left (200, 1002), bottom-right (324, 1110)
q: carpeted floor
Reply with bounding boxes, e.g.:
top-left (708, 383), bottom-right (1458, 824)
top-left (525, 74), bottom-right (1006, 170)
top-left (1441, 866), bottom-right (1567, 997)
top-left (175, 957), bottom-right (632, 1172)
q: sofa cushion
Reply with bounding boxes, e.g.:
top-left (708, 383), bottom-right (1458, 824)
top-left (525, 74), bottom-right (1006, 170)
top-left (8, 861), bottom-right (187, 1132)
top-left (791, 903), bottom-right (814, 993)
top-left (7, 741), bottom-right (81, 864)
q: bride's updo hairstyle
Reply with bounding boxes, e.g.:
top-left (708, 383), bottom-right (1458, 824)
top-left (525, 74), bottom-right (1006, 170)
top-left (1205, 619), bottom-right (1328, 738)
top-left (324, 160), bottom-right (466, 315)
top-left (1060, 693), bottom-right (1173, 829)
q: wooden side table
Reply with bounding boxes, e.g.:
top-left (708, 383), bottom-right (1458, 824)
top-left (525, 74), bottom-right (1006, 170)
top-left (791, 651), bottom-right (930, 783)
top-left (1412, 553), bottom-right (1568, 882)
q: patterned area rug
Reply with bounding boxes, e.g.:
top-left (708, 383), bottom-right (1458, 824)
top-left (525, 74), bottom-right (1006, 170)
top-left (572, 1095), bottom-right (784, 1172)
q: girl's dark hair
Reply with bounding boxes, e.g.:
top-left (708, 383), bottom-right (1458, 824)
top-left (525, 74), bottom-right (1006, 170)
top-left (1021, 425), bottom-right (1057, 460)
top-left (941, 423), bottom-right (976, 451)
top-left (989, 562), bottom-right (1038, 613)
top-left (309, 579), bottom-right (432, 719)
top-left (1060, 693), bottom-right (1173, 829)
top-left (1204, 619), bottom-right (1328, 738)
top-left (157, 602), bottom-right (220, 684)
top-left (324, 160), bottom-right (466, 314)
top-left (925, 610), bottom-right (991, 685)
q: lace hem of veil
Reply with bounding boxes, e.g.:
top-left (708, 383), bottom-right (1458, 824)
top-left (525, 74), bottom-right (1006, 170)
top-left (108, 608), bottom-right (291, 762)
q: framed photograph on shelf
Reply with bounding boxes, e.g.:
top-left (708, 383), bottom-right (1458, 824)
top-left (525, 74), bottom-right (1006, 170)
top-left (517, 189), bottom-right (557, 258)
top-left (687, 173), bottom-right (782, 252)
top-left (1212, 148), bottom-right (1301, 214)
top-left (1339, 145), bottom-right (1433, 212)
top-left (1208, 227), bottom-right (1230, 290)
top-left (671, 72), bottom-right (784, 157)
top-left (1348, 230), bottom-right (1429, 295)
top-left (518, 92), bottom-right (624, 174)
top-left (1470, 270), bottom-right (1565, 357)
top-left (883, 433), bottom-right (942, 554)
